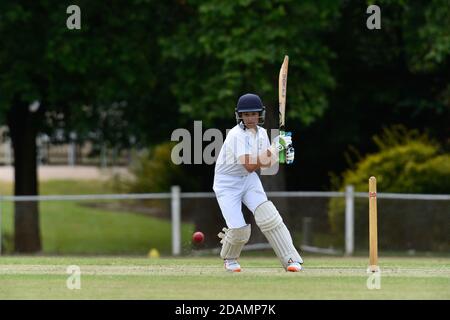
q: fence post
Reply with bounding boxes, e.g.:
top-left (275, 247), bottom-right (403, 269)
top-left (68, 143), bottom-right (76, 166)
top-left (302, 217), bottom-right (313, 246)
top-left (5, 139), bottom-right (12, 165)
top-left (171, 186), bottom-right (181, 256)
top-left (345, 185), bottom-right (354, 256)
top-left (68, 132), bottom-right (77, 166)
top-left (101, 145), bottom-right (107, 168)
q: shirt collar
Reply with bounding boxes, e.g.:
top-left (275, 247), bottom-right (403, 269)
top-left (238, 121), bottom-right (259, 133)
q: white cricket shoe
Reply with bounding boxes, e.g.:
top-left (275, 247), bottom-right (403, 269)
top-left (224, 259), bottom-right (241, 272)
top-left (286, 262), bottom-right (303, 272)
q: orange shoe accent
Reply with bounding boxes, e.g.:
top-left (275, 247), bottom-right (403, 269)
top-left (224, 259), bottom-right (242, 272)
top-left (225, 267), bottom-right (241, 272)
top-left (287, 264), bottom-right (302, 272)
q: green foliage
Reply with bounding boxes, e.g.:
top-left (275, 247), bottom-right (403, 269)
top-left (401, 155), bottom-right (450, 193)
top-left (319, 0), bottom-right (450, 192)
top-left (332, 125), bottom-right (448, 193)
top-left (360, 0), bottom-right (449, 72)
top-left (160, 0), bottom-right (340, 126)
top-left (376, 0), bottom-right (450, 72)
top-left (116, 142), bottom-right (198, 193)
top-left (0, 1), bottom-right (179, 145)
top-left (1, 0), bottom-right (448, 195)
top-left (329, 126), bottom-right (450, 251)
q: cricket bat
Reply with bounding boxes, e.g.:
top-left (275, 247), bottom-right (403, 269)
top-left (278, 55), bottom-right (289, 163)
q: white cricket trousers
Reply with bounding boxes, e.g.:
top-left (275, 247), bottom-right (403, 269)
top-left (213, 172), bottom-right (268, 229)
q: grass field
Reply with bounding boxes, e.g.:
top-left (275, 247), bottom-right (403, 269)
top-left (0, 256), bottom-right (448, 299)
top-left (1, 180), bottom-right (449, 300)
top-left (0, 180), bottom-right (194, 254)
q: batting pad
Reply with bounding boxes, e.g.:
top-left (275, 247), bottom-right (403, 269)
top-left (218, 224), bottom-right (251, 259)
top-left (254, 201), bottom-right (303, 268)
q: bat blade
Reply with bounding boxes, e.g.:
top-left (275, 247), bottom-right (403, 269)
top-left (278, 55), bottom-right (289, 130)
top-left (278, 55), bottom-right (289, 163)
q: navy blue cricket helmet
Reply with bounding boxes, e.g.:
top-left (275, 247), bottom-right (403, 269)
top-left (235, 93), bottom-right (266, 125)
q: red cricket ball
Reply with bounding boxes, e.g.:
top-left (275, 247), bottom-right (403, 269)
top-left (192, 231), bottom-right (205, 244)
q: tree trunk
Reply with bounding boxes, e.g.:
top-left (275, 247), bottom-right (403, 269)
top-left (7, 100), bottom-right (41, 253)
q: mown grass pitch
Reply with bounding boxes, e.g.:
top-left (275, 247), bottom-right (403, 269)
top-left (0, 256), bottom-right (448, 299)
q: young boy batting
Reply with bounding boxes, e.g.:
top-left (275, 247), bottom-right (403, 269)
top-left (213, 93), bottom-right (303, 272)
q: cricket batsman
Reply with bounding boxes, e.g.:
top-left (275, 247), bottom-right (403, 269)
top-left (213, 93), bottom-right (303, 272)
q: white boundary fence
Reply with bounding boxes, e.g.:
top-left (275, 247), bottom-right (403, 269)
top-left (0, 185), bottom-right (449, 256)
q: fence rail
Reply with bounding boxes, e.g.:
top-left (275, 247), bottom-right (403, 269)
top-left (1, 186), bottom-right (449, 256)
top-left (4, 191), bottom-right (448, 202)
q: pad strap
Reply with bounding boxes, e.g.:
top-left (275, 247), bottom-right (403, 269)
top-left (218, 224), bottom-right (251, 259)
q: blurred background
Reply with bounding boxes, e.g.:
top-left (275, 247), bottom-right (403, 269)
top-left (0, 0), bottom-right (448, 256)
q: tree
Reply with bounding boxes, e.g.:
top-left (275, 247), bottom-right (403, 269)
top-left (161, 0), bottom-right (339, 126)
top-left (0, 1), bottom-right (180, 252)
top-left (294, 0), bottom-right (450, 190)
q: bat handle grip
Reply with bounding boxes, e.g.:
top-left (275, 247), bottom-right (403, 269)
top-left (279, 130), bottom-right (286, 164)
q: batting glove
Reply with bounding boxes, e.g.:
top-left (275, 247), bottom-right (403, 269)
top-left (271, 134), bottom-right (293, 152)
top-left (285, 145), bottom-right (295, 164)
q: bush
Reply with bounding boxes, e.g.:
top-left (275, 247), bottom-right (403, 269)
top-left (109, 142), bottom-right (201, 222)
top-left (398, 155), bottom-right (450, 193)
top-left (328, 126), bottom-right (450, 252)
top-left (114, 142), bottom-right (198, 193)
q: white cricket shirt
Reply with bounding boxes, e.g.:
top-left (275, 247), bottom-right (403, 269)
top-left (214, 123), bottom-right (270, 176)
